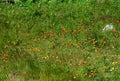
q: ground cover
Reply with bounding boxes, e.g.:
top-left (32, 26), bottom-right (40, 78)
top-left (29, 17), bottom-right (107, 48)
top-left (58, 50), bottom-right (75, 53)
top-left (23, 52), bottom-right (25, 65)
top-left (0, 0), bottom-right (120, 81)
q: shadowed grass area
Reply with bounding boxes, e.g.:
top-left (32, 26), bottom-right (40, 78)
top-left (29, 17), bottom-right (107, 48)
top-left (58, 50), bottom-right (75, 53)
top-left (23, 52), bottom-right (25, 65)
top-left (0, 0), bottom-right (120, 81)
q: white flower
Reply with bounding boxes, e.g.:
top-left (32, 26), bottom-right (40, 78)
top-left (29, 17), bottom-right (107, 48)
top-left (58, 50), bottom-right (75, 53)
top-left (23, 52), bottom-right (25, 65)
top-left (102, 24), bottom-right (114, 32)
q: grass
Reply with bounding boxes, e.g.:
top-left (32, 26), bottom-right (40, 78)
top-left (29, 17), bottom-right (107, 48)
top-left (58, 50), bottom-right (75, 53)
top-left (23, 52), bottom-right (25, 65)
top-left (0, 0), bottom-right (120, 81)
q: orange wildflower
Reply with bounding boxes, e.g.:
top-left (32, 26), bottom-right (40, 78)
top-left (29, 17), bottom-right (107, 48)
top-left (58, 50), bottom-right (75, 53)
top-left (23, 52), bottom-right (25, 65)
top-left (62, 27), bottom-right (66, 32)
top-left (78, 29), bottom-right (80, 33)
top-left (0, 54), bottom-right (3, 57)
top-left (69, 41), bottom-right (74, 45)
top-left (113, 29), bottom-right (117, 33)
top-left (72, 30), bottom-right (76, 34)
top-left (83, 61), bottom-right (87, 64)
top-left (50, 33), bottom-right (54, 38)
top-left (43, 32), bottom-right (47, 34)
top-left (75, 73), bottom-right (79, 77)
top-left (49, 31), bottom-right (55, 38)
top-left (89, 27), bottom-right (93, 31)
top-left (80, 25), bottom-right (84, 29)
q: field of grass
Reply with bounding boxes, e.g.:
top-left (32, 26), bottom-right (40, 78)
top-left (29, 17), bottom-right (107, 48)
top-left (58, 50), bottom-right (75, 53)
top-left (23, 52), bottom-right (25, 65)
top-left (0, 0), bottom-right (120, 81)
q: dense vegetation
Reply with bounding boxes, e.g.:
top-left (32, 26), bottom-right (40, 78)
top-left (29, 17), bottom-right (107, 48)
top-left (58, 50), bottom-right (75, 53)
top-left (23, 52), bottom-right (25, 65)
top-left (0, 0), bottom-right (120, 81)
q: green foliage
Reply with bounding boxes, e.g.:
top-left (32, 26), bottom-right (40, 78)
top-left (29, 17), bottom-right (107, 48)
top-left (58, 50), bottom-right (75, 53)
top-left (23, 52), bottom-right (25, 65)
top-left (0, 0), bottom-right (120, 81)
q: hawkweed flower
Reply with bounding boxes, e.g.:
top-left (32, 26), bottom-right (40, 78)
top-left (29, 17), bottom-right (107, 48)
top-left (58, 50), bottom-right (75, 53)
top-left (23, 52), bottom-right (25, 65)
top-left (72, 30), bottom-right (76, 34)
top-left (102, 24), bottom-right (115, 32)
top-left (110, 67), bottom-right (115, 71)
top-left (62, 27), bottom-right (66, 32)
top-left (112, 62), bottom-right (118, 65)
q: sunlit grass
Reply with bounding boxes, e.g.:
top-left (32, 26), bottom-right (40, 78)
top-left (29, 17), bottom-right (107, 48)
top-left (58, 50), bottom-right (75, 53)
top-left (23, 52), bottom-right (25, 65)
top-left (0, 0), bottom-right (120, 81)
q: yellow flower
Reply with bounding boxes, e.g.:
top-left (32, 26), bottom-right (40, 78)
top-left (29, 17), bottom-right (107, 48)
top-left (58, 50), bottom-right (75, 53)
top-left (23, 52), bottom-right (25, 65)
top-left (112, 46), bottom-right (114, 48)
top-left (110, 67), bottom-right (115, 71)
top-left (112, 62), bottom-right (115, 65)
top-left (74, 76), bottom-right (76, 79)
top-left (56, 56), bottom-right (58, 59)
top-left (112, 62), bottom-right (118, 65)
top-left (35, 47), bottom-right (40, 52)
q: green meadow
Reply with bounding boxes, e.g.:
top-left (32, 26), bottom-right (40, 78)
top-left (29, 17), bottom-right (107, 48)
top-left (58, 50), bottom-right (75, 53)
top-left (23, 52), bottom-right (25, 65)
top-left (0, 0), bottom-right (120, 81)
